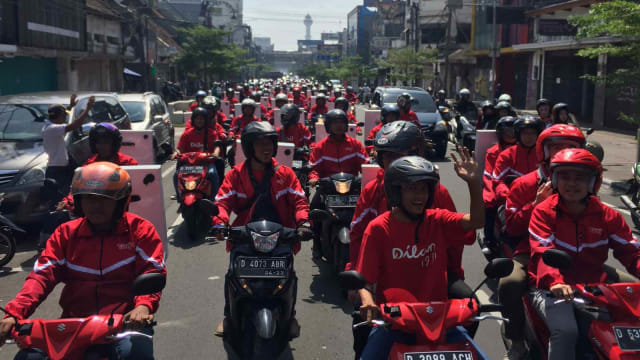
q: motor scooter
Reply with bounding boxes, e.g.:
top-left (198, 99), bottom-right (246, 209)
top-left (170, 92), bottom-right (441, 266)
top-left (176, 152), bottom-right (219, 239)
top-left (3, 273), bottom-right (166, 360)
top-left (520, 249), bottom-right (640, 359)
top-left (620, 163), bottom-right (640, 229)
top-left (339, 258), bottom-right (514, 360)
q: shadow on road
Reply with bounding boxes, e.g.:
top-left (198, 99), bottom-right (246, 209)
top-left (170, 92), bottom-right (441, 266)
top-left (303, 259), bottom-right (352, 315)
top-left (222, 336), bottom-right (294, 360)
top-left (170, 220), bottom-right (221, 250)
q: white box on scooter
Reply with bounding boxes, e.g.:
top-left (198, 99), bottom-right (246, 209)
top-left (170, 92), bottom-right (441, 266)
top-left (475, 130), bottom-right (498, 172)
top-left (120, 130), bottom-right (155, 165)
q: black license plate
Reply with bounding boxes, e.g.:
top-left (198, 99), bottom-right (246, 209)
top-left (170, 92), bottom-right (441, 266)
top-left (404, 351), bottom-right (473, 360)
top-left (235, 256), bottom-right (289, 279)
top-left (178, 165), bottom-right (203, 174)
top-left (326, 195), bottom-right (358, 207)
top-left (614, 326), bottom-right (640, 351)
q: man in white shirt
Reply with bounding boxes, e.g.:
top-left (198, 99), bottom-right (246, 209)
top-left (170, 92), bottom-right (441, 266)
top-left (42, 94), bottom-right (95, 199)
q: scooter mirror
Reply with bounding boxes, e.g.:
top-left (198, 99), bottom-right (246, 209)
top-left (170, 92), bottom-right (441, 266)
top-left (586, 128), bottom-right (595, 135)
top-left (338, 270), bottom-right (367, 290)
top-left (542, 249), bottom-right (572, 270)
top-left (484, 258), bottom-right (514, 279)
top-left (309, 209), bottom-right (330, 222)
top-left (198, 199), bottom-right (219, 217)
top-left (132, 273), bottom-right (166, 296)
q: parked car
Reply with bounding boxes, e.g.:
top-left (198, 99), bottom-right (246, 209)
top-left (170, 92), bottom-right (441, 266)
top-left (0, 92), bottom-right (130, 225)
top-left (371, 87), bottom-right (448, 158)
top-left (118, 92), bottom-right (175, 163)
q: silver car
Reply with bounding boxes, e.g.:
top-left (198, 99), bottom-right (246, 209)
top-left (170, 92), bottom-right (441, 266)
top-left (118, 92), bottom-right (175, 163)
top-left (0, 92), bottom-right (131, 224)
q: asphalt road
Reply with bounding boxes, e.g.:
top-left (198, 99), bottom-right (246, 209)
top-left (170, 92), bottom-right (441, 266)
top-left (0, 130), bottom-right (634, 360)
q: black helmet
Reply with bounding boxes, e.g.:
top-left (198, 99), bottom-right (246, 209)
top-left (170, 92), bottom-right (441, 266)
top-left (251, 91), bottom-right (261, 101)
top-left (514, 115), bottom-right (544, 145)
top-left (241, 121), bottom-right (278, 160)
top-left (280, 104), bottom-right (301, 127)
top-left (374, 121), bottom-right (422, 167)
top-left (381, 104), bottom-right (400, 123)
top-left (384, 156), bottom-right (439, 209)
top-left (481, 100), bottom-right (494, 110)
top-left (552, 103), bottom-right (569, 123)
top-left (226, 87), bottom-right (234, 95)
top-left (334, 97), bottom-right (349, 111)
top-left (495, 101), bottom-right (511, 111)
top-left (190, 107), bottom-right (209, 127)
top-left (536, 98), bottom-right (551, 109)
top-left (324, 109), bottom-right (349, 134)
top-left (346, 85), bottom-right (354, 93)
top-left (316, 93), bottom-right (327, 101)
top-left (496, 116), bottom-right (516, 141)
top-left (89, 122), bottom-right (123, 155)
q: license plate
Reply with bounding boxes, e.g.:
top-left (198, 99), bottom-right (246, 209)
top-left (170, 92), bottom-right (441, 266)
top-left (326, 195), bottom-right (358, 207)
top-left (614, 326), bottom-right (640, 351)
top-left (292, 160), bottom-right (303, 168)
top-left (235, 256), bottom-right (289, 279)
top-left (404, 351), bottom-right (473, 360)
top-left (178, 165), bottom-right (203, 174)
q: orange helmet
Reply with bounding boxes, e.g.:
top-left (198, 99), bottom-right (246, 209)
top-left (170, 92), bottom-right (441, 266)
top-left (71, 162), bottom-right (131, 200)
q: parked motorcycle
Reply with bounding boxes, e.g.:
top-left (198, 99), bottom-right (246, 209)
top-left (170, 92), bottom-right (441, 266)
top-left (176, 152), bottom-right (218, 239)
top-left (309, 173), bottom-right (362, 273)
top-left (520, 249), bottom-right (640, 360)
top-left (3, 273), bottom-right (166, 360)
top-left (222, 218), bottom-right (311, 360)
top-left (339, 258), bottom-right (513, 360)
top-left (620, 163), bottom-right (640, 229)
top-left (0, 206), bottom-right (24, 267)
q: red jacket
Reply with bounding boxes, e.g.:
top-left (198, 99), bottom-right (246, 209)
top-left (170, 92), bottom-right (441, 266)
top-left (213, 159), bottom-right (309, 251)
top-left (345, 92), bottom-right (358, 104)
top-left (291, 95), bottom-right (307, 107)
top-left (483, 143), bottom-right (512, 208)
top-left (177, 127), bottom-right (220, 153)
top-left (188, 101), bottom-right (199, 112)
top-left (86, 153), bottom-right (139, 166)
top-left (399, 110), bottom-right (420, 127)
top-left (492, 144), bottom-right (538, 204)
top-left (258, 103), bottom-right (268, 117)
top-left (278, 123), bottom-right (313, 148)
top-left (185, 121), bottom-right (227, 140)
top-left (229, 115), bottom-right (260, 138)
top-left (308, 104), bottom-right (329, 119)
top-left (309, 135), bottom-right (368, 180)
top-left (529, 194), bottom-right (640, 289)
top-left (504, 167), bottom-right (548, 255)
top-left (4, 213), bottom-right (166, 320)
top-left (348, 168), bottom-right (470, 278)
top-left (266, 109), bottom-right (277, 125)
top-left (223, 97), bottom-right (238, 115)
top-left (365, 123), bottom-right (384, 153)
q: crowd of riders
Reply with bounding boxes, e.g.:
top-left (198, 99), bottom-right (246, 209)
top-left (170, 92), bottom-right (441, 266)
top-left (0, 77), bottom-right (635, 360)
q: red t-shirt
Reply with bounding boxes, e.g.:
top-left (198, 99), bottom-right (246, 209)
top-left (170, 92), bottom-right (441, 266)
top-left (356, 210), bottom-right (470, 302)
top-left (177, 127), bottom-right (219, 153)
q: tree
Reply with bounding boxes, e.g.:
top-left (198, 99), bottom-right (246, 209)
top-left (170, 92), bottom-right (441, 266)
top-left (377, 47), bottom-right (437, 86)
top-left (570, 1), bottom-right (640, 124)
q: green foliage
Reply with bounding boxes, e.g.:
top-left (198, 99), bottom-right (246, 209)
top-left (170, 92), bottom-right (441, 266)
top-left (297, 56), bottom-right (376, 83)
top-left (175, 25), bottom-right (254, 81)
top-left (570, 1), bottom-right (640, 124)
top-left (376, 47), bottom-right (437, 85)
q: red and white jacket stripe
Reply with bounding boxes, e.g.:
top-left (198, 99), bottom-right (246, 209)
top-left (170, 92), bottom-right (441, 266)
top-left (492, 144), bottom-right (538, 204)
top-left (308, 135), bottom-right (368, 180)
top-left (528, 194), bottom-right (640, 289)
top-left (4, 213), bottom-right (166, 320)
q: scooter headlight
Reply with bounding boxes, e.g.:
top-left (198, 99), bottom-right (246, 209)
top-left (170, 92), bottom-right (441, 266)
top-left (333, 180), bottom-right (352, 194)
top-left (184, 180), bottom-right (198, 191)
top-left (251, 231), bottom-right (279, 253)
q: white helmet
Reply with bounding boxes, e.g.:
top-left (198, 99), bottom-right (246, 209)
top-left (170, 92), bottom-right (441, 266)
top-left (498, 93), bottom-right (512, 104)
top-left (459, 88), bottom-right (471, 96)
top-left (241, 98), bottom-right (256, 107)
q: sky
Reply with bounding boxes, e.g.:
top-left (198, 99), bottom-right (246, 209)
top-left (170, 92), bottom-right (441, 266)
top-left (243, 0), bottom-right (362, 51)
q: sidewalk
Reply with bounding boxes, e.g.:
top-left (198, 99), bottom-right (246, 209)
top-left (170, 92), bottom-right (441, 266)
top-left (590, 129), bottom-right (637, 191)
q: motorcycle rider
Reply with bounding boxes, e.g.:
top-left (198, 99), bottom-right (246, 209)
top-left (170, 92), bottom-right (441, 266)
top-left (495, 101), bottom-right (513, 119)
top-left (329, 87), bottom-right (343, 103)
top-left (529, 148), bottom-right (640, 360)
top-left (498, 124), bottom-right (586, 359)
top-left (172, 107), bottom-right (222, 199)
top-left (481, 117), bottom-right (516, 252)
top-left (365, 104), bottom-right (400, 154)
top-left (492, 116), bottom-right (544, 204)
top-left (455, 88), bottom-right (479, 123)
top-left (267, 93), bottom-right (290, 124)
top-left (344, 85), bottom-right (358, 104)
top-left (251, 91), bottom-right (268, 119)
top-left (334, 96), bottom-right (361, 135)
top-left (189, 90), bottom-right (207, 111)
top-left (308, 109), bottom-right (368, 258)
top-left (477, 101), bottom-right (499, 129)
top-left (187, 97), bottom-right (228, 138)
top-left (277, 104), bottom-right (312, 148)
top-left (356, 151), bottom-right (486, 360)
top-left (212, 121), bottom-right (311, 336)
top-left (396, 93), bottom-right (420, 126)
top-left (0, 162), bottom-right (166, 360)
top-left (498, 93), bottom-right (512, 105)
top-left (536, 98), bottom-right (552, 126)
top-left (223, 88), bottom-right (239, 116)
top-left (230, 98), bottom-right (260, 138)
top-left (307, 93), bottom-right (329, 120)
top-left (435, 90), bottom-right (450, 108)
top-left (289, 85), bottom-right (307, 107)
top-left (552, 102), bottom-right (579, 127)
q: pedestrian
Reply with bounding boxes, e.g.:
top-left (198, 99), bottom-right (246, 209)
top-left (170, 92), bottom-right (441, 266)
top-left (42, 94), bottom-right (95, 201)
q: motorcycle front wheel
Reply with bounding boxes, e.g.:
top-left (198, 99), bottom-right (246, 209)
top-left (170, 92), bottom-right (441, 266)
top-left (0, 232), bottom-right (16, 267)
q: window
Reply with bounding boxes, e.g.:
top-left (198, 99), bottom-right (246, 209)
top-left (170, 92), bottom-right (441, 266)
top-left (0, 104), bottom-right (49, 141)
top-left (121, 101), bottom-right (146, 123)
top-left (105, 98), bottom-right (127, 121)
top-left (74, 98), bottom-right (112, 124)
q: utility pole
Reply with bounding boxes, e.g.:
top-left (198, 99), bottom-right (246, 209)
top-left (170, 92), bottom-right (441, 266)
top-left (490, 0), bottom-right (497, 99)
top-left (444, 4), bottom-right (453, 95)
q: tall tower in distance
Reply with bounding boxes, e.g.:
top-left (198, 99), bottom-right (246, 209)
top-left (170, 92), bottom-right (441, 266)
top-left (304, 14), bottom-right (313, 41)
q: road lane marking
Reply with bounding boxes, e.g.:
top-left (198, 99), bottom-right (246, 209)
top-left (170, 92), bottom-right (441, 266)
top-left (162, 161), bottom-right (175, 179)
top-left (601, 200), bottom-right (631, 216)
top-left (476, 289), bottom-right (502, 319)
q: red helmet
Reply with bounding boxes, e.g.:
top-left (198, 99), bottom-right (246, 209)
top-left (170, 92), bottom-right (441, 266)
top-left (293, 86), bottom-right (301, 92)
top-left (550, 148), bottom-right (602, 194)
top-left (536, 124), bottom-right (585, 162)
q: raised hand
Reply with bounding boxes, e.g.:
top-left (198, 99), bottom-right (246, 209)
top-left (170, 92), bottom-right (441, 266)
top-left (451, 145), bottom-right (480, 184)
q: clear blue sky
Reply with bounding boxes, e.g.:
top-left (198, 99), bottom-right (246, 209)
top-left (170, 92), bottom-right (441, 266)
top-left (244, 0), bottom-right (362, 51)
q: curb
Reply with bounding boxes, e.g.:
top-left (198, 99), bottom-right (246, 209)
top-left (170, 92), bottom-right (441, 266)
top-left (602, 177), bottom-right (631, 193)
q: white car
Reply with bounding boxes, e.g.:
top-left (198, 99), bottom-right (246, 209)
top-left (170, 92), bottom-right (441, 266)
top-left (118, 92), bottom-right (175, 163)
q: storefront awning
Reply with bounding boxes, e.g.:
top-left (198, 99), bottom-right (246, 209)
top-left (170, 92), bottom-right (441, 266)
top-left (124, 68), bottom-right (142, 77)
top-left (512, 36), bottom-right (625, 52)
